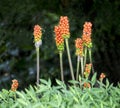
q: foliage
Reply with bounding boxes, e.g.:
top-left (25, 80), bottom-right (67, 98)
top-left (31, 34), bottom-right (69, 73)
top-left (0, 76), bottom-right (120, 108)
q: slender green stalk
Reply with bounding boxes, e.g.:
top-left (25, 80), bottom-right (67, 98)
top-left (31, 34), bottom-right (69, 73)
top-left (76, 56), bottom-right (80, 81)
top-left (59, 51), bottom-right (64, 82)
top-left (88, 48), bottom-right (94, 74)
top-left (14, 92), bottom-right (16, 101)
top-left (65, 39), bottom-right (75, 80)
top-left (36, 47), bottom-right (40, 85)
top-left (83, 47), bottom-right (87, 71)
top-left (80, 57), bottom-right (84, 77)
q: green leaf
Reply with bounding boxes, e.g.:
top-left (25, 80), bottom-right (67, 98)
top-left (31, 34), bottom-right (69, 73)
top-left (91, 72), bottom-right (97, 86)
top-left (16, 91), bottom-right (26, 100)
top-left (56, 79), bottom-right (64, 86)
top-left (17, 99), bottom-right (28, 106)
top-left (25, 89), bottom-right (37, 102)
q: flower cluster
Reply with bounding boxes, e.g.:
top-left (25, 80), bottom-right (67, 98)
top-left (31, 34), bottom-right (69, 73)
top-left (82, 22), bottom-right (92, 48)
top-left (54, 25), bottom-right (64, 52)
top-left (84, 82), bottom-right (91, 88)
top-left (33, 25), bottom-right (42, 47)
top-left (11, 79), bottom-right (19, 91)
top-left (99, 73), bottom-right (106, 81)
top-left (59, 16), bottom-right (70, 39)
top-left (75, 38), bottom-right (84, 56)
top-left (84, 63), bottom-right (92, 78)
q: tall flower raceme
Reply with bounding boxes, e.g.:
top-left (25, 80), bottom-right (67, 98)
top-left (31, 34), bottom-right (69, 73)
top-left (82, 22), bottom-right (92, 48)
top-left (59, 16), bottom-right (75, 80)
top-left (54, 25), bottom-right (64, 82)
top-left (75, 38), bottom-right (84, 80)
top-left (11, 79), bottom-right (19, 91)
top-left (84, 63), bottom-right (92, 78)
top-left (75, 38), bottom-right (84, 56)
top-left (54, 25), bottom-right (64, 52)
top-left (82, 22), bottom-right (94, 74)
top-left (33, 25), bottom-right (42, 46)
top-left (59, 16), bottom-right (70, 39)
top-left (33, 25), bottom-right (42, 85)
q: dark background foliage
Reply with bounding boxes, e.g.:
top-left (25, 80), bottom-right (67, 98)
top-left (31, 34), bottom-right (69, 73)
top-left (0, 0), bottom-right (120, 90)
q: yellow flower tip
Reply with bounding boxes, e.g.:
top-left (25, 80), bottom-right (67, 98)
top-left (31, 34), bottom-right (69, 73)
top-left (33, 25), bottom-right (42, 42)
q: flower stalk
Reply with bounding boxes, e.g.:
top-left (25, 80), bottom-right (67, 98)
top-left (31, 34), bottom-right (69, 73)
top-left (65, 38), bottom-right (75, 80)
top-left (83, 47), bottom-right (87, 71)
top-left (88, 48), bottom-right (94, 74)
top-left (80, 57), bottom-right (84, 77)
top-left (76, 56), bottom-right (80, 81)
top-left (33, 25), bottom-right (42, 85)
top-left (36, 47), bottom-right (40, 85)
top-left (59, 51), bottom-right (64, 82)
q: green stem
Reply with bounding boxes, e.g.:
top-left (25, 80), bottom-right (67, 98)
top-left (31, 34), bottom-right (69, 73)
top-left (88, 48), bottom-right (94, 74)
top-left (80, 57), bottom-right (84, 77)
top-left (83, 47), bottom-right (87, 71)
top-left (76, 56), bottom-right (80, 81)
top-left (59, 52), bottom-right (64, 82)
top-left (14, 92), bottom-right (16, 101)
top-left (36, 47), bottom-right (40, 85)
top-left (65, 39), bottom-right (75, 80)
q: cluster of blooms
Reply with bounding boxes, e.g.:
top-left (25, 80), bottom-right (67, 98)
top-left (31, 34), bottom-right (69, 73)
top-left (33, 25), bottom-right (42, 44)
top-left (59, 16), bottom-right (70, 39)
top-left (54, 26), bottom-right (64, 52)
top-left (54, 16), bottom-right (70, 51)
top-left (82, 22), bottom-right (92, 48)
top-left (75, 38), bottom-right (84, 56)
top-left (99, 73), bottom-right (106, 80)
top-left (11, 79), bottom-right (19, 91)
top-left (84, 63), bottom-right (92, 78)
top-left (84, 82), bottom-right (91, 88)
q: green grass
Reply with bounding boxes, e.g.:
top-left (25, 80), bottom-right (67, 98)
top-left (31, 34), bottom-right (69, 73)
top-left (0, 73), bottom-right (120, 108)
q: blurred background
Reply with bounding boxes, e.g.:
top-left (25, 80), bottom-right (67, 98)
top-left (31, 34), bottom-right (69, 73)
top-left (0, 0), bottom-right (120, 90)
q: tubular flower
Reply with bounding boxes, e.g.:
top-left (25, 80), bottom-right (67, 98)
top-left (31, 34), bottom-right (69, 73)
top-left (82, 22), bottom-right (92, 48)
top-left (33, 25), bottom-right (42, 47)
top-left (84, 63), bottom-right (92, 78)
top-left (54, 25), bottom-right (64, 52)
top-left (11, 79), bottom-right (19, 91)
top-left (99, 73), bottom-right (106, 80)
top-left (84, 82), bottom-right (91, 88)
top-left (59, 16), bottom-right (70, 39)
top-left (75, 38), bottom-right (84, 56)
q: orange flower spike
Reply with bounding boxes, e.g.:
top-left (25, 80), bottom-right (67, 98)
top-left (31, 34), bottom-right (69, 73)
top-left (84, 63), bottom-right (92, 78)
top-left (11, 79), bottom-right (19, 91)
top-left (83, 22), bottom-right (92, 36)
top-left (59, 16), bottom-right (70, 39)
top-left (82, 22), bottom-right (92, 48)
top-left (75, 38), bottom-right (84, 56)
top-left (54, 25), bottom-right (64, 52)
top-left (33, 25), bottom-right (42, 42)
